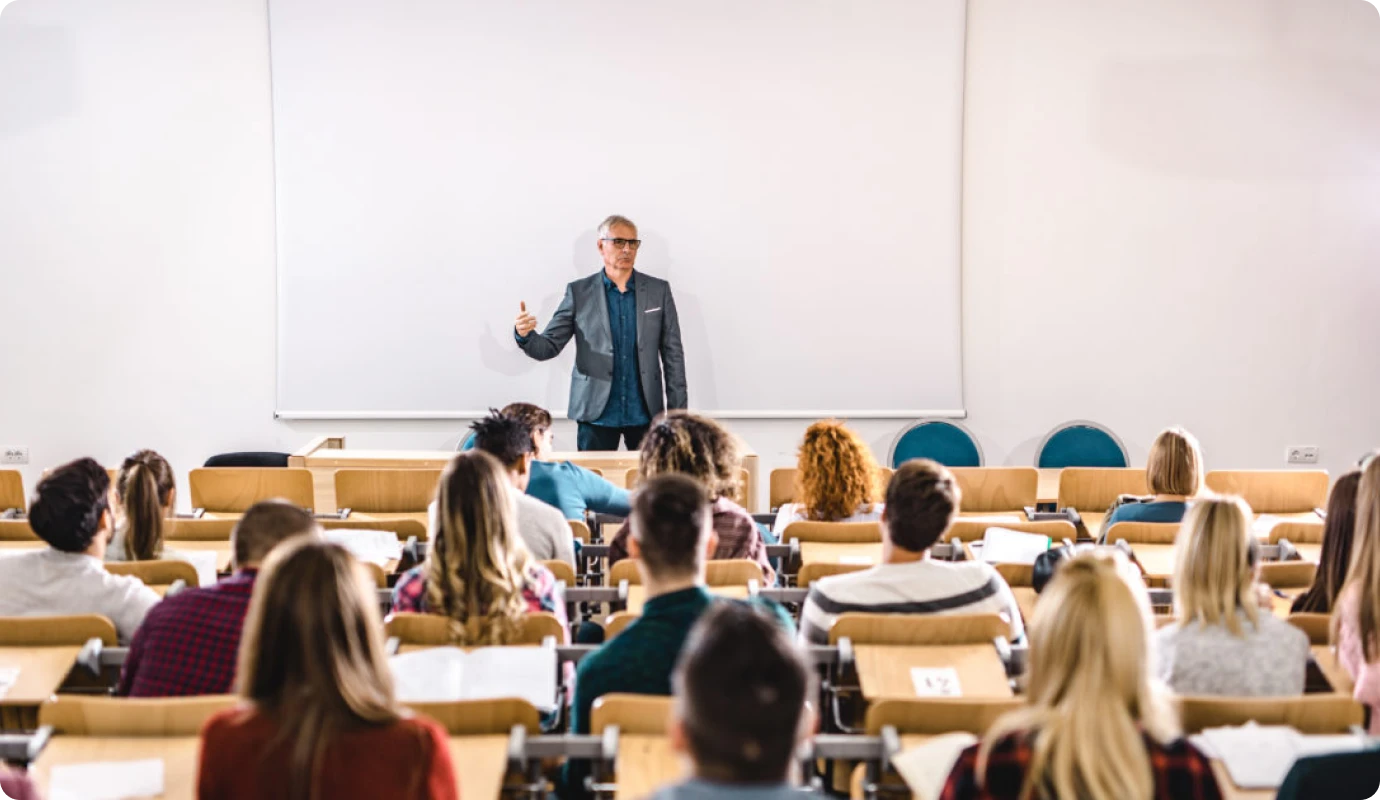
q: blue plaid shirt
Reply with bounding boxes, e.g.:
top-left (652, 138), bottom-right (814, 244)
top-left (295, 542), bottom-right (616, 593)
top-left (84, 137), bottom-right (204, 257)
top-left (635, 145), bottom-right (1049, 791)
top-left (592, 271), bottom-right (650, 427)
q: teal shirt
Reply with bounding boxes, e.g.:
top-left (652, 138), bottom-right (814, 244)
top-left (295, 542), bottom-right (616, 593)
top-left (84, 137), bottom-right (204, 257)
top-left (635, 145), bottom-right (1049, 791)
top-left (1104, 500), bottom-right (1188, 530)
top-left (561, 587), bottom-right (793, 798)
top-left (528, 460), bottom-right (632, 521)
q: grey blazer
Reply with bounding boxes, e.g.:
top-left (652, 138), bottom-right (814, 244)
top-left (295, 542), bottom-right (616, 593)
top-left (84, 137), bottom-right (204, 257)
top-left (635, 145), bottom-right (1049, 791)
top-left (518, 270), bottom-right (687, 423)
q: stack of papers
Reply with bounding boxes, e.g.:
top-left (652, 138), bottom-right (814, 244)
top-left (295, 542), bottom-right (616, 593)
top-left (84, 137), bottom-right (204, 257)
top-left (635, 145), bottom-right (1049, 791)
top-left (1192, 723), bottom-right (1366, 789)
top-left (911, 667), bottom-right (962, 697)
top-left (48, 759), bottom-right (165, 800)
top-left (980, 527), bottom-right (1051, 565)
top-left (891, 732), bottom-right (979, 800)
top-left (324, 528), bottom-right (404, 567)
top-left (390, 645), bottom-right (557, 712)
top-left (0, 667), bottom-right (19, 699)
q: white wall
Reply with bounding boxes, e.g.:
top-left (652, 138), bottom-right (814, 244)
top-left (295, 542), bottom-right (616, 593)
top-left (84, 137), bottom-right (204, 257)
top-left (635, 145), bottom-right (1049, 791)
top-left (2, 0), bottom-right (1378, 511)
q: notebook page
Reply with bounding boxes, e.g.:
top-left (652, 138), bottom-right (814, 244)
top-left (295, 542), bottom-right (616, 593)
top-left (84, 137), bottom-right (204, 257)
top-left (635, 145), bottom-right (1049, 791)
top-left (48, 759), bottom-right (164, 800)
top-left (980, 527), bottom-right (1051, 565)
top-left (892, 733), bottom-right (979, 800)
top-left (1199, 724), bottom-right (1298, 789)
top-left (323, 529), bottom-right (403, 567)
top-left (462, 647), bottom-right (558, 712)
top-left (390, 647), bottom-right (468, 702)
top-left (167, 549), bottom-right (218, 589)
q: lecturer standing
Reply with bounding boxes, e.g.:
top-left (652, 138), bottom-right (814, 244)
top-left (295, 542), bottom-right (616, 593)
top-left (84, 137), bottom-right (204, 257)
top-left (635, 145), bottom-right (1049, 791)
top-left (514, 215), bottom-right (687, 451)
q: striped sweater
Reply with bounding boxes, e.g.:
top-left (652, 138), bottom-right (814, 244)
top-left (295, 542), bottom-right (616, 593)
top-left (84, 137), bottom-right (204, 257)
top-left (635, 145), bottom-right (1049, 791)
top-left (798, 559), bottom-right (1025, 646)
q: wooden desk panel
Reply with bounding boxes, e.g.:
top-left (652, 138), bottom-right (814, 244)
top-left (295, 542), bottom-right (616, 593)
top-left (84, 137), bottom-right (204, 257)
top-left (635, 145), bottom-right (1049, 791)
top-left (626, 585), bottom-right (749, 615)
top-left (1312, 645), bottom-right (1354, 696)
top-left (615, 734), bottom-right (682, 800)
top-left (32, 736), bottom-right (199, 799)
top-left (853, 644), bottom-right (1012, 701)
top-left (446, 735), bottom-right (510, 800)
top-left (0, 646), bottom-right (82, 729)
top-left (1012, 588), bottom-right (1039, 625)
top-left (799, 542), bottom-right (883, 567)
top-left (1036, 469), bottom-right (1060, 506)
top-left (1128, 543), bottom-right (1176, 581)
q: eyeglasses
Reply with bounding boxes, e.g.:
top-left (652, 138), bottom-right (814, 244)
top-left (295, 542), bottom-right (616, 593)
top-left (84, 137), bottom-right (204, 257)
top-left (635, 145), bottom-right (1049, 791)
top-left (600, 237), bottom-right (642, 250)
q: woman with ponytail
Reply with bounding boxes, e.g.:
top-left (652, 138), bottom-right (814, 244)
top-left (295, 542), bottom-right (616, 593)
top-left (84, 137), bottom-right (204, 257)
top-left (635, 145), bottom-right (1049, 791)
top-left (940, 552), bottom-right (1222, 800)
top-left (108, 449), bottom-right (177, 562)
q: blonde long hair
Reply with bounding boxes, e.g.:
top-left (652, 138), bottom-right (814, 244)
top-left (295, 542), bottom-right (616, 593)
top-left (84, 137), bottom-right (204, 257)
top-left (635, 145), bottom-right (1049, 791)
top-left (794, 420), bottom-right (881, 521)
top-left (236, 539), bottom-right (417, 800)
top-left (1173, 495), bottom-right (1259, 636)
top-left (426, 450), bottom-right (534, 645)
top-left (978, 552), bottom-right (1176, 800)
top-left (1335, 457), bottom-right (1380, 660)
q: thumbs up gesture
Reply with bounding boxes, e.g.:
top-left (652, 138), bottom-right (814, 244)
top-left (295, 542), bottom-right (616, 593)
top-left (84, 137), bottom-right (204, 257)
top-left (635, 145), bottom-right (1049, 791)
top-left (515, 301), bottom-right (538, 337)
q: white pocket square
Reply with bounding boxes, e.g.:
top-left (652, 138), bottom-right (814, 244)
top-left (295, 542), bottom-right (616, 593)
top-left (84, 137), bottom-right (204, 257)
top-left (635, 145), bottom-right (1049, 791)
top-left (644, 307), bottom-right (662, 313)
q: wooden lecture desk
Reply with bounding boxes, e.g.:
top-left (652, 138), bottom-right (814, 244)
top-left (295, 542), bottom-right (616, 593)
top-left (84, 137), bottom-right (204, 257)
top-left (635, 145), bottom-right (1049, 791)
top-left (614, 734), bottom-right (681, 800)
top-left (798, 542), bottom-right (883, 567)
top-left (853, 644), bottom-right (1013, 701)
top-left (1312, 645), bottom-right (1354, 695)
top-left (0, 646), bottom-right (82, 730)
top-left (291, 436), bottom-right (762, 512)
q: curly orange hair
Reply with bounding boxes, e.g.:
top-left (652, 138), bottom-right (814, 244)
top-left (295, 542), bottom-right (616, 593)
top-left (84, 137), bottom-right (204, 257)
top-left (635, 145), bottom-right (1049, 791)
top-left (794, 420), bottom-right (881, 521)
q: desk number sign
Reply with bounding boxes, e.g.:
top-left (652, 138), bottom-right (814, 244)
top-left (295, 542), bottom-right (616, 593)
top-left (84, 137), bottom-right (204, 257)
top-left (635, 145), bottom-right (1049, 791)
top-left (910, 666), bottom-right (962, 698)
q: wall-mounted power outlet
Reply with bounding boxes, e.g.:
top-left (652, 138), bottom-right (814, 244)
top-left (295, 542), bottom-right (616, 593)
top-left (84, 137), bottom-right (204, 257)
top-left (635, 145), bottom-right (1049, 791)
top-left (1, 446), bottom-right (29, 465)
top-left (1286, 446), bottom-right (1319, 465)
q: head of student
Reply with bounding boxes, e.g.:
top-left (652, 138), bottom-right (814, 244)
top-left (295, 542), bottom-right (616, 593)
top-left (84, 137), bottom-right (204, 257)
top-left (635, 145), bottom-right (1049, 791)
top-left (881, 459), bottom-right (960, 557)
top-left (979, 551), bottom-right (1173, 800)
top-left (629, 473), bottom-right (719, 585)
top-left (1338, 456), bottom-right (1380, 660)
top-left (470, 409), bottom-right (536, 491)
top-left (237, 538), bottom-right (414, 800)
top-left (500, 402), bottom-right (554, 460)
top-left (670, 603), bottom-right (814, 785)
top-left (29, 457), bottom-right (113, 555)
top-left (597, 214), bottom-right (640, 275)
top-left (427, 450), bottom-right (534, 645)
top-left (1173, 495), bottom-right (1260, 635)
top-left (114, 449), bottom-right (176, 561)
top-left (1292, 471), bottom-right (1361, 614)
top-left (795, 419), bottom-right (881, 521)
top-left (638, 411), bottom-right (742, 503)
top-left (1146, 427), bottom-right (1204, 499)
top-left (231, 499), bottom-right (322, 571)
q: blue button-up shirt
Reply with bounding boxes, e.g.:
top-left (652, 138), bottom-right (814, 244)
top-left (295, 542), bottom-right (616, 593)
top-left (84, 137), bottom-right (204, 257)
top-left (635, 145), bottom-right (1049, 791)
top-left (593, 271), bottom-right (650, 427)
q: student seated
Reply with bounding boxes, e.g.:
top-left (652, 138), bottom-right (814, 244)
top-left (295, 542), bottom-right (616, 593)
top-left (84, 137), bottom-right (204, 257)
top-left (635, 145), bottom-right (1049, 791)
top-left (502, 401), bottom-right (632, 520)
top-left (469, 410), bottom-right (576, 565)
top-left (117, 500), bottom-right (321, 697)
top-left (608, 412), bottom-right (773, 582)
top-left (1335, 456), bottom-right (1380, 733)
top-left (0, 766), bottom-right (38, 800)
top-left (1292, 470), bottom-right (1360, 613)
top-left (773, 419), bottom-right (884, 531)
top-left (798, 459), bottom-right (1024, 646)
top-left (1156, 496), bottom-right (1307, 696)
top-left (199, 539), bottom-right (457, 800)
top-left (0, 458), bottom-right (159, 643)
top-left (1103, 426), bottom-right (1204, 529)
top-left (393, 450), bottom-right (568, 644)
top-left (654, 603), bottom-right (815, 799)
top-left (563, 474), bottom-right (792, 799)
top-left (106, 449), bottom-right (176, 562)
top-left (941, 552), bottom-right (1221, 800)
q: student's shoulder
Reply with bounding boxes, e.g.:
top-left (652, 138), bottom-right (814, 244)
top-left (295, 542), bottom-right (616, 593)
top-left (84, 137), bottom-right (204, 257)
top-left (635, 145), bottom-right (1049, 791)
top-left (1257, 612), bottom-right (1310, 650)
top-left (520, 491), bottom-right (570, 527)
top-left (201, 704), bottom-right (264, 743)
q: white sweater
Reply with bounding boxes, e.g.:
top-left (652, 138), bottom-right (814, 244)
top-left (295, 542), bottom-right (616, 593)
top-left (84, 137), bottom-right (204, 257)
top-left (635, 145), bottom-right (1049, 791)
top-left (0, 548), bottom-right (160, 643)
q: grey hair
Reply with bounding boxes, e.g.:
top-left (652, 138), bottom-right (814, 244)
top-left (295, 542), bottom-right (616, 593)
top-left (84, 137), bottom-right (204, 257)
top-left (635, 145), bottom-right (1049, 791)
top-left (598, 215), bottom-right (637, 238)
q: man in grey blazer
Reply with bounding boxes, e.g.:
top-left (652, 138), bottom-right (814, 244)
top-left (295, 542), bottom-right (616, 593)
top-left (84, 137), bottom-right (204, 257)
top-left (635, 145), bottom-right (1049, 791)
top-left (514, 215), bottom-right (687, 451)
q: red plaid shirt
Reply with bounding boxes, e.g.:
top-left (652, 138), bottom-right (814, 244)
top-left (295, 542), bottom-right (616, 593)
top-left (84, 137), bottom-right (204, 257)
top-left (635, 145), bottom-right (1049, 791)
top-left (116, 570), bottom-right (258, 698)
top-left (940, 730), bottom-right (1222, 800)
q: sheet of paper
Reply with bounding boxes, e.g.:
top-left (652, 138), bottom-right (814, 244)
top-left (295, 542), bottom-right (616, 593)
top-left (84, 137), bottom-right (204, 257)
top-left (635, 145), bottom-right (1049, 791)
top-left (168, 548), bottom-right (219, 589)
top-left (911, 666), bottom-right (962, 697)
top-left (464, 646), bottom-right (559, 712)
top-left (48, 759), bottom-right (165, 800)
top-left (980, 527), bottom-right (1051, 565)
top-left (0, 666), bottom-right (19, 699)
top-left (891, 732), bottom-right (979, 800)
top-left (324, 528), bottom-right (403, 567)
top-left (390, 647), bottom-right (467, 702)
top-left (1199, 724), bottom-right (1300, 789)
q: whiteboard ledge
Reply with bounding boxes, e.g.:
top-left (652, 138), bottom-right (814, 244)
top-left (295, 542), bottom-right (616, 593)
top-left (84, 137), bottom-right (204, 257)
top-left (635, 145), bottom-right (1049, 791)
top-left (275, 409), bottom-right (968, 421)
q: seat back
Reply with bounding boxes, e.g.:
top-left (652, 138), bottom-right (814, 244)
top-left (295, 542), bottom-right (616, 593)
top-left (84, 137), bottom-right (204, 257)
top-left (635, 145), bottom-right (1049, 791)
top-left (890, 420), bottom-right (982, 469)
top-left (1259, 561), bottom-right (1317, 590)
top-left (334, 469), bottom-right (440, 513)
top-left (780, 521), bottom-right (882, 543)
top-left (993, 562), bottom-right (1033, 588)
top-left (609, 559), bottom-right (642, 586)
top-left (798, 562), bottom-right (868, 588)
top-left (1205, 470), bottom-right (1329, 514)
top-left (542, 559), bottom-right (576, 585)
top-left (610, 559), bottom-right (761, 588)
top-left (385, 611), bottom-right (564, 646)
top-left (39, 695), bottom-right (236, 735)
top-left (405, 698), bottom-right (541, 735)
top-left (0, 469), bottom-right (23, 513)
top-left (1286, 613), bottom-right (1331, 646)
top-left (1056, 468), bottom-right (1149, 511)
top-left (1103, 521), bottom-right (1180, 545)
top-left (0, 519), bottom-right (39, 541)
top-left (1037, 422), bottom-right (1128, 469)
top-left (190, 467), bottom-right (315, 513)
top-left (769, 468), bottom-right (797, 510)
top-left (947, 519), bottom-right (1076, 544)
top-left (829, 612), bottom-right (1009, 646)
top-left (864, 698), bottom-right (1025, 736)
top-left (107, 559), bottom-right (201, 590)
top-left (203, 452), bottom-right (289, 468)
top-left (1271, 520), bottom-right (1325, 545)
top-left (568, 519), bottom-right (591, 543)
top-left (1176, 694), bottom-right (1364, 734)
top-left (0, 614), bottom-right (118, 647)
top-left (591, 693), bottom-right (673, 735)
top-left (165, 518), bottom-right (239, 542)
top-left (604, 611), bottom-right (638, 639)
top-left (949, 468), bottom-right (1038, 513)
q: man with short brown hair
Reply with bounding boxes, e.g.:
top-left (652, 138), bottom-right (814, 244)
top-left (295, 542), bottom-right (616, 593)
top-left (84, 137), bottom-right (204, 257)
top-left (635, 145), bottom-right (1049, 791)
top-left (798, 459), bottom-right (1024, 645)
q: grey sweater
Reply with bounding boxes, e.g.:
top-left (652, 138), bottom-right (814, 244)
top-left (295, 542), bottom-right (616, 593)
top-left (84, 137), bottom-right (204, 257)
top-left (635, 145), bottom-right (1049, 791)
top-left (1155, 609), bottom-right (1309, 696)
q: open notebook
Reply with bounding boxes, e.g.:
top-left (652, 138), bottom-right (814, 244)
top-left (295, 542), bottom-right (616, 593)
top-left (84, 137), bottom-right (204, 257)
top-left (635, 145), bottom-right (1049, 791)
top-left (1192, 723), bottom-right (1367, 790)
top-left (978, 527), bottom-right (1051, 565)
top-left (390, 645), bottom-right (557, 713)
top-left (323, 528), bottom-right (404, 567)
top-left (48, 758), bottom-right (164, 800)
top-left (891, 733), bottom-right (978, 800)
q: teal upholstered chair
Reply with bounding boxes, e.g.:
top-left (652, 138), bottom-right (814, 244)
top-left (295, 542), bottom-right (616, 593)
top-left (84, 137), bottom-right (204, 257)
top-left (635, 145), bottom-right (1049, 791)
top-left (1035, 421), bottom-right (1128, 469)
top-left (889, 420), bottom-right (983, 468)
